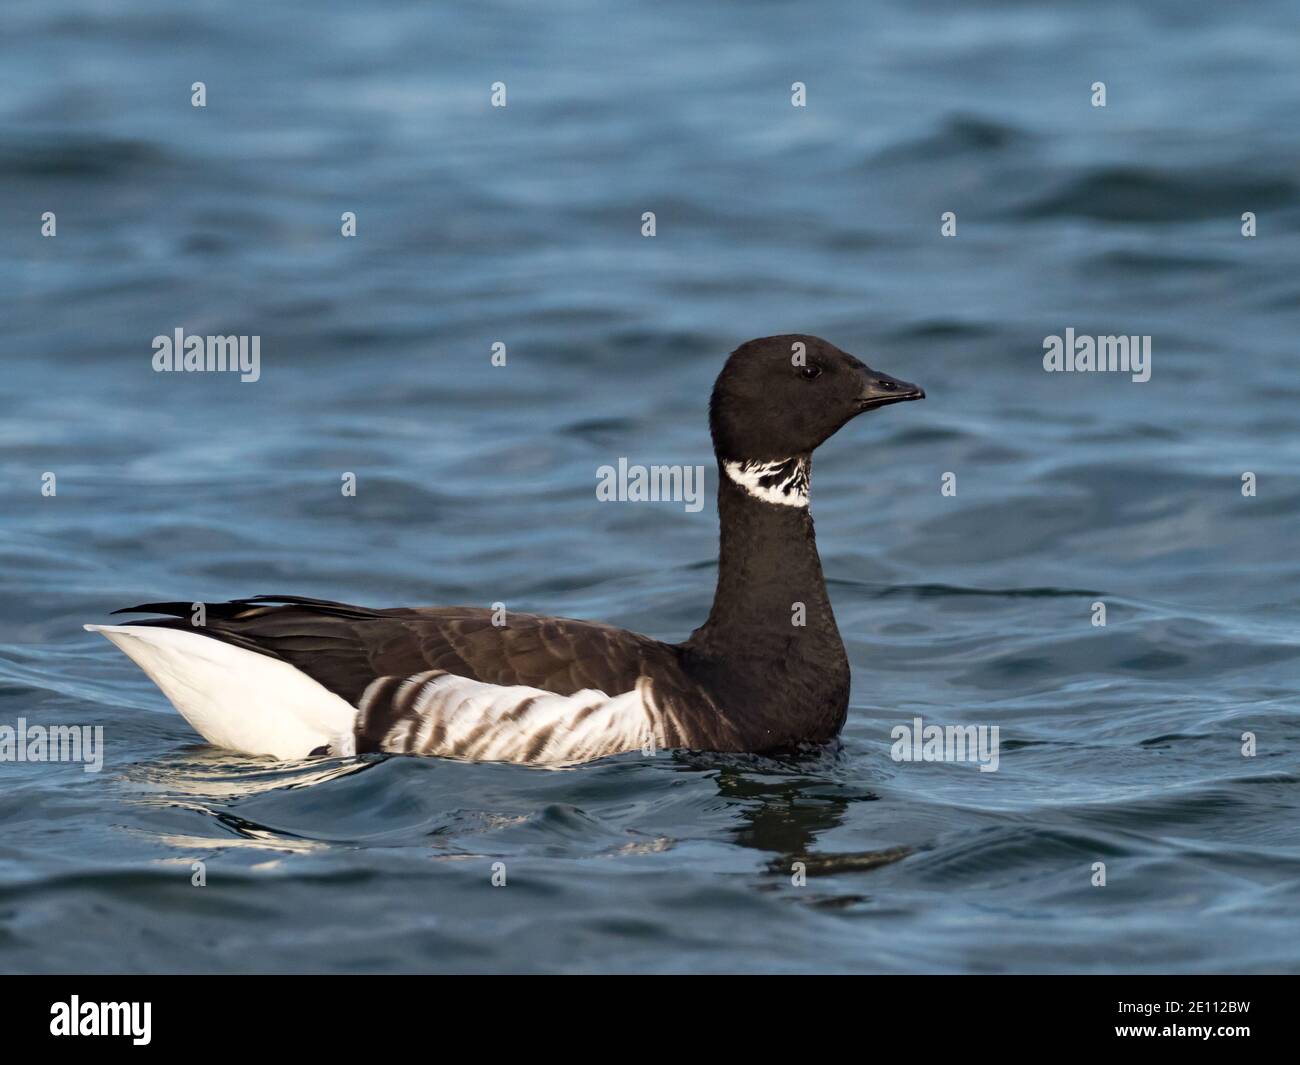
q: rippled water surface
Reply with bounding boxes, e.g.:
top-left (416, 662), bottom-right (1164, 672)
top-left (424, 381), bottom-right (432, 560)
top-left (3, 0), bottom-right (1300, 973)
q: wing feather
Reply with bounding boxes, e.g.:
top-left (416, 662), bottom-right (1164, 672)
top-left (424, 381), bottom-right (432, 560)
top-left (108, 597), bottom-right (742, 759)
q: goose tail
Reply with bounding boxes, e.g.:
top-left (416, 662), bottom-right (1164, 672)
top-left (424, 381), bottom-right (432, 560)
top-left (85, 623), bottom-right (358, 759)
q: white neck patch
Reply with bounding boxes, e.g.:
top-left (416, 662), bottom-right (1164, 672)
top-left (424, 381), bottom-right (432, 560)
top-left (723, 457), bottom-right (809, 508)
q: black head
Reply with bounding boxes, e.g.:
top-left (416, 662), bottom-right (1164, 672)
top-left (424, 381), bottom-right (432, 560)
top-left (708, 334), bottom-right (924, 461)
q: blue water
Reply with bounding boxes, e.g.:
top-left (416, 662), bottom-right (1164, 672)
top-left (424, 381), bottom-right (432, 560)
top-left (2, 0), bottom-right (1299, 973)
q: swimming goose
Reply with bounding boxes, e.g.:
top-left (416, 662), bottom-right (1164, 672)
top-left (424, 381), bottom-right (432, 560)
top-left (87, 335), bottom-right (923, 764)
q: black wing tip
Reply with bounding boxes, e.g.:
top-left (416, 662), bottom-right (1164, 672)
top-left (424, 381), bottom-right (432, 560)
top-left (109, 595), bottom-right (379, 620)
top-left (244, 594), bottom-right (359, 607)
top-left (110, 598), bottom-right (266, 617)
top-left (111, 601), bottom-right (194, 616)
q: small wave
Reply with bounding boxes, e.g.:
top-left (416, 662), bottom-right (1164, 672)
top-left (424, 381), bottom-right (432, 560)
top-left (1020, 166), bottom-right (1297, 223)
top-left (877, 113), bottom-right (1031, 162)
top-left (0, 134), bottom-right (171, 179)
top-left (832, 580), bottom-right (1102, 600)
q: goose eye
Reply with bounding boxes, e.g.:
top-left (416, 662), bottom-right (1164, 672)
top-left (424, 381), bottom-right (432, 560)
top-left (799, 364), bottom-right (822, 380)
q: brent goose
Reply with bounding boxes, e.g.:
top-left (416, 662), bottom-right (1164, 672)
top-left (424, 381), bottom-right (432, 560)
top-left (87, 335), bottom-right (923, 764)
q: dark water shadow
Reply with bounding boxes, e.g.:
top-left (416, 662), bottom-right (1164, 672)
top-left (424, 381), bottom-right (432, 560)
top-left (675, 749), bottom-right (913, 880)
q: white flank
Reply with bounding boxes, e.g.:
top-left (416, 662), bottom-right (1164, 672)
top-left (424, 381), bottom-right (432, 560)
top-left (86, 624), bottom-right (358, 760)
top-left (722, 457), bottom-right (809, 507)
top-left (363, 672), bottom-right (662, 765)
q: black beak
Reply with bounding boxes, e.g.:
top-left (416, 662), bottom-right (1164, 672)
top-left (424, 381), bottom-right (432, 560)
top-left (856, 369), bottom-right (925, 412)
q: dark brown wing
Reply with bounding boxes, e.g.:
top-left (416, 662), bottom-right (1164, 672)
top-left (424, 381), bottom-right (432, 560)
top-left (113, 595), bottom-right (682, 706)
